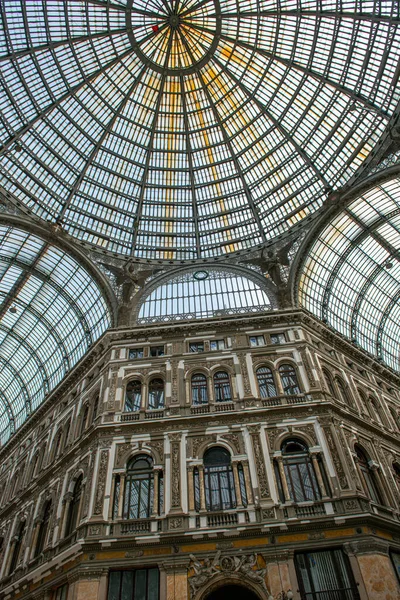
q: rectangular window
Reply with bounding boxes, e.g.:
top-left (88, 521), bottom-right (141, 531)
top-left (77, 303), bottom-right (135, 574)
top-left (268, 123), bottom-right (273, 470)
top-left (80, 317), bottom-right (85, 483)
top-left (108, 569), bottom-right (159, 600)
top-left (270, 333), bottom-right (286, 344)
top-left (54, 585), bottom-right (68, 600)
top-left (129, 348), bottom-right (144, 359)
top-left (150, 346), bottom-right (164, 357)
top-left (189, 342), bottom-right (204, 353)
top-left (249, 335), bottom-right (265, 347)
top-left (295, 549), bottom-right (360, 600)
top-left (210, 339), bottom-right (225, 351)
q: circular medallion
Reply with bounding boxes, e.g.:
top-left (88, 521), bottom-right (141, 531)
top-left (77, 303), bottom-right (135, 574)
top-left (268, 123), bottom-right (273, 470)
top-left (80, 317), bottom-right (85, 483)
top-left (126, 0), bottom-right (221, 75)
top-left (193, 270), bottom-right (209, 280)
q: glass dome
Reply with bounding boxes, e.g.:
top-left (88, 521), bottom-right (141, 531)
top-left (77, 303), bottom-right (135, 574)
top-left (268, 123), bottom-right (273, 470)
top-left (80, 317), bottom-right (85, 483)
top-left (298, 176), bottom-right (400, 373)
top-left (0, 225), bottom-right (112, 445)
top-left (1, 1), bottom-right (399, 260)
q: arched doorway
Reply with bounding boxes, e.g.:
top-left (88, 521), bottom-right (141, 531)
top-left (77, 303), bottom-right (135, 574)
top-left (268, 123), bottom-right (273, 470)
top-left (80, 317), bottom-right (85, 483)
top-left (205, 584), bottom-right (261, 600)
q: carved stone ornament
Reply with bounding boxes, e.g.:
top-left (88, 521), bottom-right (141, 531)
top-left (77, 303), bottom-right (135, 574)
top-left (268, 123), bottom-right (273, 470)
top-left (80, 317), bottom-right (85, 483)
top-left (220, 433), bottom-right (241, 455)
top-left (148, 439), bottom-right (164, 463)
top-left (107, 369), bottom-right (118, 410)
top-left (323, 426), bottom-right (349, 490)
top-left (191, 436), bottom-right (209, 458)
top-left (116, 443), bottom-right (133, 468)
top-left (169, 434), bottom-right (181, 509)
top-left (249, 429), bottom-right (269, 498)
top-left (266, 428), bottom-right (287, 451)
top-left (169, 516), bottom-right (183, 529)
top-left (238, 353), bottom-right (251, 395)
top-left (293, 424), bottom-right (317, 445)
top-left (94, 449), bottom-right (109, 515)
top-left (188, 552), bottom-right (270, 598)
top-left (125, 550), bottom-right (144, 558)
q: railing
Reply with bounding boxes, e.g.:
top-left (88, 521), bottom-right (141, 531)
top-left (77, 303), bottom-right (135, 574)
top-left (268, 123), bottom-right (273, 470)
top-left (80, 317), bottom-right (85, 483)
top-left (120, 519), bottom-right (151, 534)
top-left (145, 410), bottom-right (164, 419)
top-left (215, 402), bottom-right (235, 412)
top-left (191, 404), bottom-right (210, 414)
top-left (301, 587), bottom-right (360, 600)
top-left (295, 503), bottom-right (326, 518)
top-left (207, 512), bottom-right (238, 527)
top-left (121, 412), bottom-right (140, 421)
top-left (262, 394), bottom-right (313, 407)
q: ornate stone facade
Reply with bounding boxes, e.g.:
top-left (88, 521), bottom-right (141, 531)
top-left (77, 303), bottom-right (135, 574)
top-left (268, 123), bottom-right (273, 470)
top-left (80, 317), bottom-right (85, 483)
top-left (0, 312), bottom-right (399, 600)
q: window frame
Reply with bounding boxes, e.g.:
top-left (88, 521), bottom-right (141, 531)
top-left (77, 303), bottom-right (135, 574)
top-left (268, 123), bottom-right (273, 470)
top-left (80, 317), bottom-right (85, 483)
top-left (125, 380), bottom-right (142, 412)
top-left (148, 378), bottom-right (165, 410)
top-left (123, 455), bottom-right (154, 520)
top-left (107, 568), bottom-right (159, 600)
top-left (210, 339), bottom-right (225, 351)
top-left (203, 447), bottom-right (236, 512)
top-left (249, 334), bottom-right (265, 347)
top-left (191, 373), bottom-right (208, 405)
top-left (129, 348), bottom-right (144, 360)
top-left (256, 366), bottom-right (277, 398)
top-left (213, 371), bottom-right (232, 403)
top-left (150, 346), bottom-right (165, 358)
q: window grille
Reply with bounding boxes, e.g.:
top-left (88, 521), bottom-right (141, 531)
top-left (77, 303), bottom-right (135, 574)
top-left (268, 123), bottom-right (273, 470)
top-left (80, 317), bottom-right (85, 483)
top-left (124, 456), bottom-right (154, 519)
top-left (108, 569), bottom-right (159, 600)
top-left (203, 447), bottom-right (236, 512)
top-left (256, 367), bottom-right (277, 398)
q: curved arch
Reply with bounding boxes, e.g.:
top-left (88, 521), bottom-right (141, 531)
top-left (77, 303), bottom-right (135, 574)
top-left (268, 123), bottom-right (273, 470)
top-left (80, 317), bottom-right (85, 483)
top-left (133, 265), bottom-right (278, 325)
top-left (297, 175), bottom-right (400, 371)
top-left (0, 223), bottom-right (113, 443)
top-left (198, 576), bottom-right (267, 600)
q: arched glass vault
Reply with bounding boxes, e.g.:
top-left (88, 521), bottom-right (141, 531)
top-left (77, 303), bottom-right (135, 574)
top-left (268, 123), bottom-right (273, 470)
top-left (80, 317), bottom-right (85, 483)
top-left (0, 224), bottom-right (112, 445)
top-left (298, 176), bottom-right (400, 373)
top-left (136, 266), bottom-right (276, 323)
top-left (0, 1), bottom-right (399, 260)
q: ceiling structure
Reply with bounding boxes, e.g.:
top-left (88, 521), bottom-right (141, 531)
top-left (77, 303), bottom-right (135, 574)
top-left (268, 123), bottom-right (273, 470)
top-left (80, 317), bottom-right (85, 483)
top-left (0, 225), bottom-right (112, 445)
top-left (1, 1), bottom-right (399, 260)
top-left (298, 176), bottom-right (400, 373)
top-left (0, 1), bottom-right (400, 442)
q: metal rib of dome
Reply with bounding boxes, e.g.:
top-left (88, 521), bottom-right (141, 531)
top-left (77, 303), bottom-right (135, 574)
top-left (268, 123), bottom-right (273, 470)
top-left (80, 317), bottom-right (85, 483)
top-left (298, 176), bottom-right (400, 373)
top-left (0, 225), bottom-right (112, 445)
top-left (0, 1), bottom-right (400, 260)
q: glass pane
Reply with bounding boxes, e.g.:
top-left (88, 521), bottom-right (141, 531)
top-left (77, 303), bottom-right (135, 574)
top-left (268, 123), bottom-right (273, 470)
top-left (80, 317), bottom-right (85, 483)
top-left (108, 572), bottom-right (121, 600)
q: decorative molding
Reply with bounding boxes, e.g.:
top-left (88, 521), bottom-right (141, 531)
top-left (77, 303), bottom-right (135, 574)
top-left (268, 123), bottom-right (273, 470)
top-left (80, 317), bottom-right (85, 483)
top-left (94, 449), bottom-right (109, 515)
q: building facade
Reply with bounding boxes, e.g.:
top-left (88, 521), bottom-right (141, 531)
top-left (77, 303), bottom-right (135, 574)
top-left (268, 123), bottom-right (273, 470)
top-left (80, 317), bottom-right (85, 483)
top-left (0, 310), bottom-right (400, 600)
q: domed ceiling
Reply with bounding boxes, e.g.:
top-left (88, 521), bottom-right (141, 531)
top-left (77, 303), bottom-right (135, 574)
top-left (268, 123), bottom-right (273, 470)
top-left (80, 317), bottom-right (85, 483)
top-left (1, 1), bottom-right (400, 260)
top-left (298, 176), bottom-right (400, 373)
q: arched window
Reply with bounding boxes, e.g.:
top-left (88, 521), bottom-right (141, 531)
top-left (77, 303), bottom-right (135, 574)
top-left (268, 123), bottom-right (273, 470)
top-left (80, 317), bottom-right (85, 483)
top-left (35, 500), bottom-right (52, 556)
top-left (355, 446), bottom-right (383, 505)
top-left (9, 521), bottom-right (25, 573)
top-left (124, 455), bottom-right (154, 519)
top-left (65, 475), bottom-right (83, 537)
top-left (80, 405), bottom-right (89, 435)
top-left (52, 430), bottom-right (63, 460)
top-left (335, 378), bottom-right (349, 404)
top-left (357, 389), bottom-right (370, 417)
top-left (213, 371), bottom-right (232, 402)
top-left (191, 374), bottom-right (208, 405)
top-left (203, 447), bottom-right (236, 511)
top-left (322, 369), bottom-right (335, 397)
top-left (91, 395), bottom-right (99, 423)
top-left (276, 439), bottom-right (321, 503)
top-left (279, 364), bottom-right (301, 395)
top-left (390, 407), bottom-right (400, 431)
top-left (369, 397), bottom-right (383, 424)
top-left (256, 367), bottom-right (277, 398)
top-left (125, 380), bottom-right (142, 412)
top-left (148, 379), bottom-right (164, 410)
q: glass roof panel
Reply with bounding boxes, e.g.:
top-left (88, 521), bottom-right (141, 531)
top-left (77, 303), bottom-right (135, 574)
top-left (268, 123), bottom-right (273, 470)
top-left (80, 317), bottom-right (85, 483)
top-left (298, 177), bottom-right (400, 372)
top-left (0, 225), bottom-right (111, 445)
top-left (1, 1), bottom-right (399, 259)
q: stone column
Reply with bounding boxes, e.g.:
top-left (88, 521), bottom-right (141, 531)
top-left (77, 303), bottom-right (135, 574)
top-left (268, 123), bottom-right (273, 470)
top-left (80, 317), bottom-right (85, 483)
top-left (117, 474), bottom-right (126, 519)
top-left (275, 454), bottom-right (291, 502)
top-left (60, 492), bottom-right (73, 538)
top-left (242, 461), bottom-right (254, 504)
top-left (310, 451), bottom-right (328, 498)
top-left (232, 461), bottom-right (244, 508)
top-left (152, 469), bottom-right (160, 517)
top-left (29, 518), bottom-right (41, 559)
top-left (372, 465), bottom-right (390, 506)
top-left (248, 425), bottom-right (270, 502)
top-left (198, 465), bottom-right (206, 511)
top-left (187, 467), bottom-right (195, 512)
